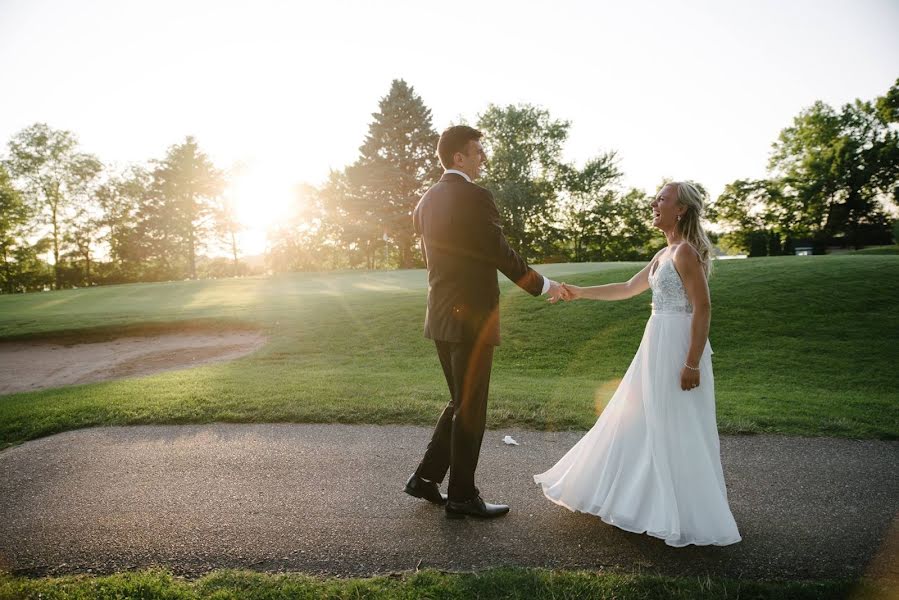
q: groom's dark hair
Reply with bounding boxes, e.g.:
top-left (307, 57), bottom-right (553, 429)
top-left (437, 125), bottom-right (482, 170)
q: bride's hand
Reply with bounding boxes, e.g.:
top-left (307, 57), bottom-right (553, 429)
top-left (680, 365), bottom-right (700, 391)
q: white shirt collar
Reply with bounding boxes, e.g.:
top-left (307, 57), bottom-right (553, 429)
top-left (444, 169), bottom-right (471, 183)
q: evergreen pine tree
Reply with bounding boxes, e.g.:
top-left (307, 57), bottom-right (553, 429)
top-left (347, 79), bottom-right (442, 268)
top-left (148, 137), bottom-right (225, 279)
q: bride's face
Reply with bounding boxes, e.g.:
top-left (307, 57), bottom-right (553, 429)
top-left (651, 184), bottom-right (684, 231)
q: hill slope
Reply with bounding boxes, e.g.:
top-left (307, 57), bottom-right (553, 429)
top-left (0, 256), bottom-right (896, 447)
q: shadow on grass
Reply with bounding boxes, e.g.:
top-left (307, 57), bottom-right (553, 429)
top-left (0, 318), bottom-right (262, 345)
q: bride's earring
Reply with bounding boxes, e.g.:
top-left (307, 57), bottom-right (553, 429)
top-left (677, 214), bottom-right (682, 222)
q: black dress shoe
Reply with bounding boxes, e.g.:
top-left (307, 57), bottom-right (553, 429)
top-left (445, 495), bottom-right (510, 519)
top-left (404, 473), bottom-right (448, 505)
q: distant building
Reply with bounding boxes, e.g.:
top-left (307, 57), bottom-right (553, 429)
top-left (794, 238), bottom-right (815, 255)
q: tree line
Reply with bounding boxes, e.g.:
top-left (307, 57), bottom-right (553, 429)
top-left (2, 79), bottom-right (897, 292)
top-left (1, 129), bottom-right (232, 292)
top-left (709, 81), bottom-right (899, 256)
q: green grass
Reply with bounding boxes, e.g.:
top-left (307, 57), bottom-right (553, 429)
top-left (0, 256), bottom-right (897, 449)
top-left (0, 567), bottom-right (885, 600)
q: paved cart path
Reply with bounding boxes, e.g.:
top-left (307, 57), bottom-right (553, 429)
top-left (1, 424), bottom-right (896, 582)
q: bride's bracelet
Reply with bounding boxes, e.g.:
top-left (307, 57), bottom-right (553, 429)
top-left (683, 362), bottom-right (700, 371)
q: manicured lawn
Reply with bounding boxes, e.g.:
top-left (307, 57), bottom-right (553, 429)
top-left (0, 567), bottom-right (880, 600)
top-left (0, 256), bottom-right (896, 449)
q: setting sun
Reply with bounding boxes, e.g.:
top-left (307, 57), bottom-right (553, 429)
top-left (226, 164), bottom-right (297, 255)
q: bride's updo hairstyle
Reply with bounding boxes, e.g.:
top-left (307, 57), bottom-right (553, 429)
top-left (672, 181), bottom-right (714, 277)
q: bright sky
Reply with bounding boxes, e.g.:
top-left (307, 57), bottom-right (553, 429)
top-left (1, 0), bottom-right (897, 256)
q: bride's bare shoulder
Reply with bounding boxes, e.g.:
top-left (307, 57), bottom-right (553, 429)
top-left (672, 243), bottom-right (704, 279)
top-left (672, 242), bottom-right (700, 261)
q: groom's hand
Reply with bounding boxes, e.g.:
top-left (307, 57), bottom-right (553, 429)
top-left (547, 280), bottom-right (565, 303)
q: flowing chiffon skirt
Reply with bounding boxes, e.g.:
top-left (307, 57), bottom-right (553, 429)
top-left (534, 312), bottom-right (741, 547)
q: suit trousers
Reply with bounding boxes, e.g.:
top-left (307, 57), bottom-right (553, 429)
top-left (415, 339), bottom-right (495, 501)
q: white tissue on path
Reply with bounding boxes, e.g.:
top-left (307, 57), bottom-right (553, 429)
top-left (502, 435), bottom-right (519, 446)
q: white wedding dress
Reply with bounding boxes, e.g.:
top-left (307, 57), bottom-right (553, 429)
top-left (534, 258), bottom-right (741, 547)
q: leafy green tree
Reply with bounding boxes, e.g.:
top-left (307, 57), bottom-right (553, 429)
top-left (769, 80), bottom-right (899, 249)
top-left (600, 188), bottom-right (663, 261)
top-left (215, 166), bottom-right (247, 276)
top-left (148, 136), bottom-right (225, 279)
top-left (267, 184), bottom-right (333, 272)
top-left (319, 168), bottom-right (383, 269)
top-left (712, 80), bottom-right (899, 254)
top-left (557, 153), bottom-right (622, 261)
top-left (706, 179), bottom-right (792, 256)
top-left (0, 165), bottom-right (35, 292)
top-left (62, 204), bottom-right (104, 286)
top-left (3, 123), bottom-right (102, 288)
top-left (7, 237), bottom-right (53, 292)
top-left (579, 187), bottom-right (661, 261)
top-left (0, 165), bottom-right (53, 293)
top-left (215, 195), bottom-right (244, 275)
top-left (477, 104), bottom-right (569, 259)
top-left (94, 165), bottom-right (151, 281)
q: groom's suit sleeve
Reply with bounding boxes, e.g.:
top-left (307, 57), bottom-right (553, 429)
top-left (470, 188), bottom-right (546, 297)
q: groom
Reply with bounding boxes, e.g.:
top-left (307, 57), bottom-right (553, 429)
top-left (404, 125), bottom-right (563, 519)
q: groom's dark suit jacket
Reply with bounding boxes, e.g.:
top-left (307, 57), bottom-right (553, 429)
top-left (413, 172), bottom-right (545, 347)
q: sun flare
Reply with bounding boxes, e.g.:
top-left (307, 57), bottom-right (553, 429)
top-left (226, 166), bottom-right (297, 255)
top-left (228, 168), bottom-right (294, 228)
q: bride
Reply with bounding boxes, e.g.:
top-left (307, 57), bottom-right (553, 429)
top-left (535, 181), bottom-right (741, 547)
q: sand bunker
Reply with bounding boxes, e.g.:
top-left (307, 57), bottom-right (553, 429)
top-left (0, 330), bottom-right (266, 395)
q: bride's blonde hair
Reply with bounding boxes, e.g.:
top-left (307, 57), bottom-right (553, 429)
top-left (671, 181), bottom-right (714, 277)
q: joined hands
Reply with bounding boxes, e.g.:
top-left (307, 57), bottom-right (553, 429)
top-left (547, 281), bottom-right (580, 303)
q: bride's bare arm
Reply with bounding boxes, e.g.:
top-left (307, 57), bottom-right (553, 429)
top-left (673, 244), bottom-right (711, 371)
top-left (563, 259), bottom-right (655, 301)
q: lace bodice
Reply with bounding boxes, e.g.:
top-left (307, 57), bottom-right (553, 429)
top-left (649, 259), bottom-right (693, 314)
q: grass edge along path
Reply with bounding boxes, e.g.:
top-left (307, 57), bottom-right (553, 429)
top-left (0, 567), bottom-right (887, 600)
